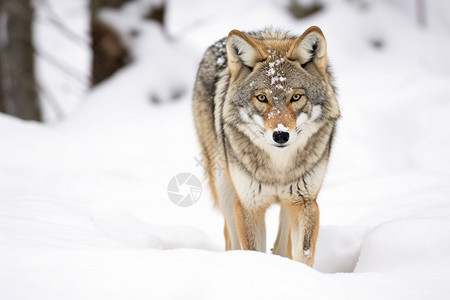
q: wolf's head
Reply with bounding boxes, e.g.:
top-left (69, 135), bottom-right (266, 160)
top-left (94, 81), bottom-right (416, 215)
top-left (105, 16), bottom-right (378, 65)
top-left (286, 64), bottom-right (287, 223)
top-left (223, 26), bottom-right (339, 150)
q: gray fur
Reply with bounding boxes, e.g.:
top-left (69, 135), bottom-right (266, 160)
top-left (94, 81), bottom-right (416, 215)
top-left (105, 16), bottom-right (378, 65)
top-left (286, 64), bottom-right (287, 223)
top-left (193, 27), bottom-right (340, 265)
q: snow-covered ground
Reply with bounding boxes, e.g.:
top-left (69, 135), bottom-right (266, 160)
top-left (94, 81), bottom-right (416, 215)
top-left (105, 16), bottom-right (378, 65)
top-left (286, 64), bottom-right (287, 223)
top-left (1, 0), bottom-right (450, 299)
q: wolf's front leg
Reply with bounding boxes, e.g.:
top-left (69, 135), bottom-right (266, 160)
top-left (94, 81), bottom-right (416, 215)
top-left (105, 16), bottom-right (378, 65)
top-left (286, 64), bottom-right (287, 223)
top-left (234, 197), bottom-right (267, 252)
top-left (286, 199), bottom-right (319, 267)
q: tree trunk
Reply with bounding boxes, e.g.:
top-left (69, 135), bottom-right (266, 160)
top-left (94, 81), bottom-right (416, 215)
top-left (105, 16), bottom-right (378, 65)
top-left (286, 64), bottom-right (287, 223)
top-left (0, 0), bottom-right (41, 121)
top-left (417, 0), bottom-right (426, 27)
top-left (89, 0), bottom-right (132, 86)
top-left (288, 0), bottom-right (322, 19)
top-left (89, 0), bottom-right (166, 87)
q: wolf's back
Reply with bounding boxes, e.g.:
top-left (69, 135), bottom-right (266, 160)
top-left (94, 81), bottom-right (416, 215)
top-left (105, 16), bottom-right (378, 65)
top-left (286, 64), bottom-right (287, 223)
top-left (192, 38), bottom-right (229, 190)
top-left (194, 38), bottom-right (227, 103)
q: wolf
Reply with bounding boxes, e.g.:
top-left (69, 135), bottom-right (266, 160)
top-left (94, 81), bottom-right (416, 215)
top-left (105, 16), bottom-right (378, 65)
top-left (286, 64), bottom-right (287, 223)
top-left (193, 26), bottom-right (340, 266)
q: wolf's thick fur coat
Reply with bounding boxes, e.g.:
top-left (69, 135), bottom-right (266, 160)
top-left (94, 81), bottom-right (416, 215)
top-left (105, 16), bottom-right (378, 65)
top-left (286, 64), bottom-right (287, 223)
top-left (193, 26), bottom-right (339, 266)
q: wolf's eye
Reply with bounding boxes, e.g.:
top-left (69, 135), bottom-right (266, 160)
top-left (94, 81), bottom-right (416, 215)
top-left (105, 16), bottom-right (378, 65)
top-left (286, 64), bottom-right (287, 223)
top-left (256, 94), bottom-right (268, 103)
top-left (291, 94), bottom-right (302, 102)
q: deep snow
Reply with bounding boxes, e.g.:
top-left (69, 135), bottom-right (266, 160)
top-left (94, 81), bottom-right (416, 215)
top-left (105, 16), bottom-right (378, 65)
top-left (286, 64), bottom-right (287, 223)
top-left (1, 0), bottom-right (450, 299)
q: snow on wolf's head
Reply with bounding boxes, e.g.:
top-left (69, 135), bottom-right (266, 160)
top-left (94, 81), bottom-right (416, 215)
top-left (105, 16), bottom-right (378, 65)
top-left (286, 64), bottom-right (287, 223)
top-left (224, 26), bottom-right (340, 149)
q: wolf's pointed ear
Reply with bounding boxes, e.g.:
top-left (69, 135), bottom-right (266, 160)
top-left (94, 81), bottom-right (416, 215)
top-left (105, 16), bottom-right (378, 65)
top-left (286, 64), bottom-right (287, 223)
top-left (226, 30), bottom-right (267, 79)
top-left (287, 26), bottom-right (327, 74)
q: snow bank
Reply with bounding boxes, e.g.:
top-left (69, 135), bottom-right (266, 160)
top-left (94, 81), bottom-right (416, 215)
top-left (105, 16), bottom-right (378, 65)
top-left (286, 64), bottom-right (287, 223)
top-left (355, 218), bottom-right (450, 273)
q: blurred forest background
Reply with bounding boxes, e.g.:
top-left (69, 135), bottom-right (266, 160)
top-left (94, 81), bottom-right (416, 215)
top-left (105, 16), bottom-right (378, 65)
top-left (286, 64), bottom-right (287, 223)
top-left (0, 0), bottom-right (443, 123)
top-left (0, 0), bottom-right (165, 122)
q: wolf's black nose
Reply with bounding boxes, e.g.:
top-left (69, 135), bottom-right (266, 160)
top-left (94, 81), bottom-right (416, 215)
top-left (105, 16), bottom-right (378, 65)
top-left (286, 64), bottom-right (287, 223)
top-left (273, 131), bottom-right (289, 144)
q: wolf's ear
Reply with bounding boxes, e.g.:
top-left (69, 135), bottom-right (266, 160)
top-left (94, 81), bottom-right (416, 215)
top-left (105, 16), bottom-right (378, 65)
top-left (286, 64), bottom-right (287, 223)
top-left (226, 30), bottom-right (267, 79)
top-left (287, 26), bottom-right (327, 74)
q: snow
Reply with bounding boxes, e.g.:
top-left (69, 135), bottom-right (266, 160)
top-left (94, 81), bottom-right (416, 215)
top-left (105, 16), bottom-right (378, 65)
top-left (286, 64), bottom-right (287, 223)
top-left (266, 67), bottom-right (275, 76)
top-left (275, 123), bottom-right (288, 132)
top-left (216, 56), bottom-right (225, 66)
top-left (268, 54), bottom-right (287, 91)
top-left (268, 107), bottom-right (282, 120)
top-left (2, 0), bottom-right (450, 299)
top-left (303, 248), bottom-right (311, 258)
